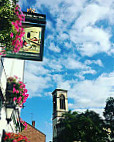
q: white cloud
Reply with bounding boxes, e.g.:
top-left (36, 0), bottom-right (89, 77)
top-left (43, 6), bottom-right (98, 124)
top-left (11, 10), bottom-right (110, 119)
top-left (24, 70), bottom-right (52, 97)
top-left (52, 74), bottom-right (72, 90)
top-left (68, 72), bottom-right (114, 109)
top-left (81, 69), bottom-right (96, 75)
top-left (75, 74), bottom-right (85, 80)
top-left (48, 59), bottom-right (63, 72)
top-left (74, 68), bottom-right (97, 80)
top-left (48, 43), bottom-right (61, 53)
top-left (25, 62), bottom-right (49, 75)
top-left (57, 32), bottom-right (69, 41)
top-left (64, 57), bottom-right (88, 69)
top-left (64, 42), bottom-right (72, 48)
top-left (70, 26), bottom-right (111, 56)
top-left (44, 92), bottom-right (52, 97)
top-left (19, 0), bottom-right (113, 57)
top-left (73, 4), bottom-right (109, 30)
top-left (69, 106), bottom-right (104, 118)
top-left (95, 0), bottom-right (114, 7)
top-left (85, 59), bottom-right (103, 67)
top-left (46, 20), bottom-right (54, 31)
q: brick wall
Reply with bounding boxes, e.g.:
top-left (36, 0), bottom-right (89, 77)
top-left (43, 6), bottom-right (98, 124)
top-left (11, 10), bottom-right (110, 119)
top-left (20, 123), bottom-right (46, 142)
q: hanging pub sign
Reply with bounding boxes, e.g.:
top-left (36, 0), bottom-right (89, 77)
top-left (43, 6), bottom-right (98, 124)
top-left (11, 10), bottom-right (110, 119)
top-left (5, 11), bottom-right (46, 61)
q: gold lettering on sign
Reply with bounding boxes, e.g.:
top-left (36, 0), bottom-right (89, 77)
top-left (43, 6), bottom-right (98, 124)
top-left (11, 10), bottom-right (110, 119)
top-left (27, 8), bottom-right (35, 13)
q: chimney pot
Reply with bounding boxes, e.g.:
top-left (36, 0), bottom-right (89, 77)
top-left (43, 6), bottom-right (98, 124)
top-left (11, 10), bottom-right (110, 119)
top-left (32, 121), bottom-right (35, 127)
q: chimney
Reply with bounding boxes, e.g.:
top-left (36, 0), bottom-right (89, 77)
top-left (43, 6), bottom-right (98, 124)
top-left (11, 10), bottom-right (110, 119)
top-left (32, 121), bottom-right (35, 127)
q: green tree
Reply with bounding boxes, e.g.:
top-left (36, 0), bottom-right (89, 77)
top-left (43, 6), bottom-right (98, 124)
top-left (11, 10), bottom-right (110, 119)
top-left (57, 110), bottom-right (108, 142)
top-left (103, 97), bottom-right (114, 140)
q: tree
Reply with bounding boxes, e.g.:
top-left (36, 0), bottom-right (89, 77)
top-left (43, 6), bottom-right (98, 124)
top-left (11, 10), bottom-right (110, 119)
top-left (103, 97), bottom-right (114, 140)
top-left (57, 110), bottom-right (108, 142)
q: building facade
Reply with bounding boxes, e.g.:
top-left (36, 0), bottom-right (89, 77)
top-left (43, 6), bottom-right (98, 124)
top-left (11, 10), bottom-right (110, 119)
top-left (52, 89), bottom-right (68, 142)
top-left (20, 121), bottom-right (46, 142)
top-left (0, 57), bottom-right (24, 141)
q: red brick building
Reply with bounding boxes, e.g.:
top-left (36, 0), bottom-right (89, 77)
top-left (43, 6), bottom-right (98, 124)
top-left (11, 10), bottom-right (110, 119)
top-left (20, 121), bottom-right (46, 142)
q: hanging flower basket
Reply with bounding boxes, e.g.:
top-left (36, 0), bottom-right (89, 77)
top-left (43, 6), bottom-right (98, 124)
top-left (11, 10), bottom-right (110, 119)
top-left (6, 76), bottom-right (29, 107)
top-left (3, 132), bottom-right (29, 142)
top-left (0, 0), bottom-right (25, 56)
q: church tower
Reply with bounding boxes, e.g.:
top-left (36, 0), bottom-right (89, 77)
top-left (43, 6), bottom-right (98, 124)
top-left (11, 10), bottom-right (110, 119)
top-left (52, 89), bottom-right (68, 142)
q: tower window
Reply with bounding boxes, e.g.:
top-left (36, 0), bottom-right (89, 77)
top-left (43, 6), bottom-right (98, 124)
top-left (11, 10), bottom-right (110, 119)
top-left (53, 95), bottom-right (56, 112)
top-left (60, 94), bottom-right (65, 109)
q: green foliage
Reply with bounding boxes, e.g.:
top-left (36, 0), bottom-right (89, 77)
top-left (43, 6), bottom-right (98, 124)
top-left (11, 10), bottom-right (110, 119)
top-left (57, 110), bottom-right (108, 142)
top-left (0, 0), bottom-right (17, 49)
top-left (104, 97), bottom-right (114, 140)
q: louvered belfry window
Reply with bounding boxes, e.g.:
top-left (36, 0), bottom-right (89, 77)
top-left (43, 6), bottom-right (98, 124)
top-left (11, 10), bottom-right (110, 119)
top-left (60, 94), bottom-right (65, 109)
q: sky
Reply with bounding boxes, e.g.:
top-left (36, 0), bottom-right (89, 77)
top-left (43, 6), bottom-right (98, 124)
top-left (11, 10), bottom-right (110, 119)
top-left (18, 0), bottom-right (114, 141)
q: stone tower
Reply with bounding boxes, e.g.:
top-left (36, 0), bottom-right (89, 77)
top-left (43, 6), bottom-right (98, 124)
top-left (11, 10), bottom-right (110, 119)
top-left (52, 89), bottom-right (68, 142)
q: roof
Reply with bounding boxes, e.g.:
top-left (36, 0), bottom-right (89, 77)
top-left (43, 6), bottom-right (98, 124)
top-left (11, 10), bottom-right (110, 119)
top-left (26, 122), bottom-right (46, 136)
top-left (52, 89), bottom-right (68, 95)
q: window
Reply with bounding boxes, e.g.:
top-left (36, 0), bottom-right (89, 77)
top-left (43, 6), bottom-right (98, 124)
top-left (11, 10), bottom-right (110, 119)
top-left (60, 94), bottom-right (65, 109)
top-left (53, 95), bottom-right (56, 112)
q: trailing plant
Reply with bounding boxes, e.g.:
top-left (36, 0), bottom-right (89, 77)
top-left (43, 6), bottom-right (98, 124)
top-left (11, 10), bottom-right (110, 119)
top-left (20, 118), bottom-right (27, 131)
top-left (16, 118), bottom-right (27, 131)
top-left (7, 76), bottom-right (29, 107)
top-left (0, 0), bottom-right (25, 55)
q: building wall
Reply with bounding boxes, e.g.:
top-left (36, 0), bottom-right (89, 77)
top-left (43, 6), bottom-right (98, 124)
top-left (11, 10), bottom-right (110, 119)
top-left (20, 123), bottom-right (46, 142)
top-left (0, 58), bottom-right (7, 99)
top-left (0, 107), bottom-right (17, 142)
top-left (52, 89), bottom-right (68, 141)
top-left (3, 58), bottom-right (24, 81)
top-left (0, 57), bottom-right (25, 141)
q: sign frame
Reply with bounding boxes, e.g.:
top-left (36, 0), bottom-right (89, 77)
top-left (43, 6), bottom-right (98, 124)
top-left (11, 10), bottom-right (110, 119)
top-left (3, 12), bottom-right (46, 61)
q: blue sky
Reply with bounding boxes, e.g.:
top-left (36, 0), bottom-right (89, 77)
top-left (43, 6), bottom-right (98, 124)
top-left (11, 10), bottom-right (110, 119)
top-left (18, 0), bottom-right (114, 141)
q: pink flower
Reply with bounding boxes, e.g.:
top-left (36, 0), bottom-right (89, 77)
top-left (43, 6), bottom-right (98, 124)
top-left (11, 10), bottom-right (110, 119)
top-left (12, 39), bottom-right (16, 45)
top-left (23, 84), bottom-right (26, 88)
top-left (11, 22), bottom-right (15, 25)
top-left (25, 94), bottom-right (29, 98)
top-left (10, 32), bottom-right (13, 38)
top-left (15, 11), bottom-right (19, 16)
top-left (18, 22), bottom-right (22, 26)
top-left (13, 97), bottom-right (17, 101)
top-left (18, 15), bottom-right (23, 21)
top-left (24, 89), bottom-right (27, 93)
top-left (13, 87), bottom-right (16, 93)
top-left (18, 96), bottom-right (22, 101)
top-left (19, 85), bottom-right (23, 89)
top-left (19, 81), bottom-right (23, 84)
top-left (15, 25), bottom-right (19, 32)
top-left (15, 5), bottom-right (19, 10)
top-left (17, 96), bottom-right (22, 104)
top-left (14, 75), bottom-right (18, 79)
top-left (16, 90), bottom-right (19, 93)
top-left (22, 93), bottom-right (25, 96)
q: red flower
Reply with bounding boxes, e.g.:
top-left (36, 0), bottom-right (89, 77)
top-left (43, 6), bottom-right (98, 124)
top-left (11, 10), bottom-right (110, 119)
top-left (4, 132), bottom-right (29, 142)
